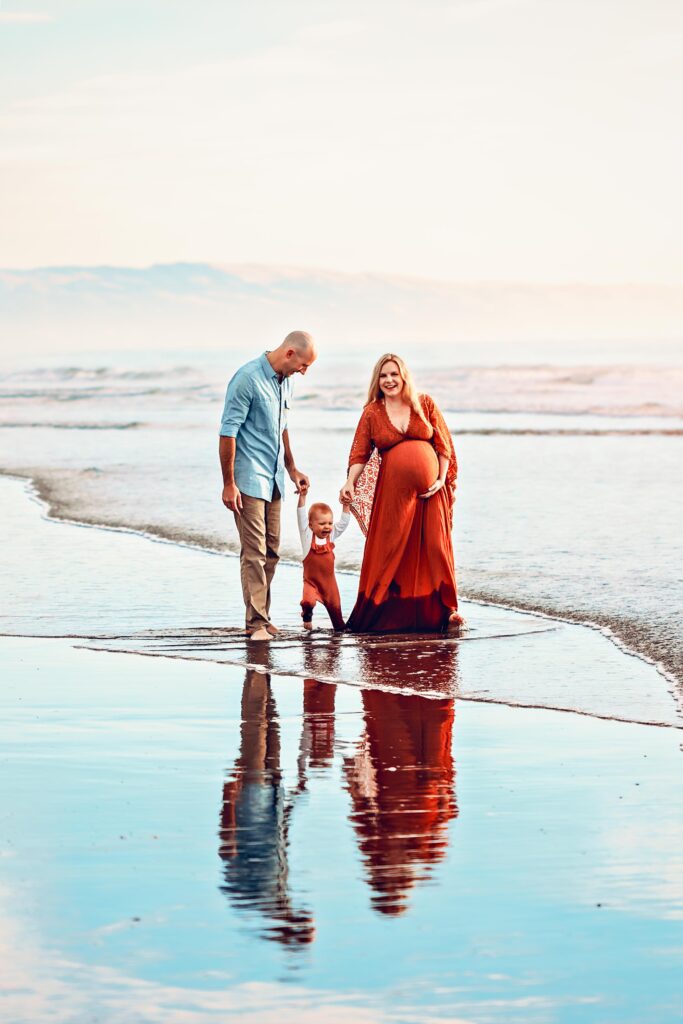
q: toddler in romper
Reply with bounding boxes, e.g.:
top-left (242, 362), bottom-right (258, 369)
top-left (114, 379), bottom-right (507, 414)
top-left (297, 493), bottom-right (350, 630)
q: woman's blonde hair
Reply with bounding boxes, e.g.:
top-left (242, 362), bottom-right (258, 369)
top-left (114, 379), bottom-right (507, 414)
top-left (366, 353), bottom-right (427, 423)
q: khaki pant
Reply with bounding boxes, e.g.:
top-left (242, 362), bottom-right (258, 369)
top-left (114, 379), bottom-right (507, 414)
top-left (234, 489), bottom-right (281, 631)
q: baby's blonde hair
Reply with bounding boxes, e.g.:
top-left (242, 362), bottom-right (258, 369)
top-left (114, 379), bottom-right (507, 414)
top-left (365, 353), bottom-right (427, 424)
top-left (308, 501), bottom-right (333, 523)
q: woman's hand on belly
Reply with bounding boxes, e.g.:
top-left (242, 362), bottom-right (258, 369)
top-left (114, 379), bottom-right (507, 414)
top-left (419, 478), bottom-right (445, 499)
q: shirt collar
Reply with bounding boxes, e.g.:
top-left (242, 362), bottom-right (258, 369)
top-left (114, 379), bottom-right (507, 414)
top-left (260, 352), bottom-right (281, 381)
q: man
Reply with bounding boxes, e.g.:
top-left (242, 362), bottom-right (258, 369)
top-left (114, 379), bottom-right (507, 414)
top-left (219, 331), bottom-right (317, 641)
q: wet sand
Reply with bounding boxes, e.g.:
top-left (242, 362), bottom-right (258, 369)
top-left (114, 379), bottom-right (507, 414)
top-left (1, 476), bottom-right (683, 1022)
top-left (2, 477), bottom-right (680, 728)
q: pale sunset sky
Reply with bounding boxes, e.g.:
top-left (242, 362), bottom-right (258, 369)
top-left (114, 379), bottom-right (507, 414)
top-left (1, 0), bottom-right (681, 283)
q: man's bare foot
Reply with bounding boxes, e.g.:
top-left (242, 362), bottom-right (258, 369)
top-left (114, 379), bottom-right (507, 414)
top-left (249, 626), bottom-right (272, 641)
top-left (266, 623), bottom-right (280, 635)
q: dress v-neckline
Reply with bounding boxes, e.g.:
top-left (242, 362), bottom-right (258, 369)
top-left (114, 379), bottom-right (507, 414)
top-left (381, 399), bottom-right (412, 435)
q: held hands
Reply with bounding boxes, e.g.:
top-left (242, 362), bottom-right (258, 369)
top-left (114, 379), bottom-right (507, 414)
top-left (419, 478), bottom-right (446, 500)
top-left (289, 468), bottom-right (310, 495)
top-left (339, 481), bottom-right (355, 505)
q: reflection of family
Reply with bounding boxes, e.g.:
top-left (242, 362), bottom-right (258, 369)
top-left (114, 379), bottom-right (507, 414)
top-left (219, 667), bottom-right (457, 945)
top-left (219, 331), bottom-right (463, 638)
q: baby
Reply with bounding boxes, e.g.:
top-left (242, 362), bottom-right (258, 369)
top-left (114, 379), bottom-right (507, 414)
top-left (297, 492), bottom-right (351, 630)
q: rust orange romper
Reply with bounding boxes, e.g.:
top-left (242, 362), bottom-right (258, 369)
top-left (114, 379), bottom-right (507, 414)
top-left (301, 536), bottom-right (346, 631)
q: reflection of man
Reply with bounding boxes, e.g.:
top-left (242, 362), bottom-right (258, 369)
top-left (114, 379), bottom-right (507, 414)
top-left (219, 332), bottom-right (317, 640)
top-left (218, 669), bottom-right (315, 947)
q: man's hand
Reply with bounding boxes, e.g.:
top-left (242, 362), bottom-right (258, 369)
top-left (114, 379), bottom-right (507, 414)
top-left (289, 468), bottom-right (310, 495)
top-left (222, 482), bottom-right (243, 515)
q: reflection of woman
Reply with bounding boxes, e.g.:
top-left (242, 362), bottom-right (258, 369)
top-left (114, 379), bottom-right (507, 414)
top-left (340, 354), bottom-right (463, 632)
top-left (344, 686), bottom-right (458, 916)
top-left (354, 629), bottom-right (461, 697)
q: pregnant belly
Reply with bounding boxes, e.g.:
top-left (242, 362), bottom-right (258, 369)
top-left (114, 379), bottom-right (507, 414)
top-left (382, 439), bottom-right (438, 495)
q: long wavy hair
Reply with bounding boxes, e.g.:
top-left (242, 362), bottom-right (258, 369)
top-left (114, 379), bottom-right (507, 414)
top-left (365, 353), bottom-right (427, 423)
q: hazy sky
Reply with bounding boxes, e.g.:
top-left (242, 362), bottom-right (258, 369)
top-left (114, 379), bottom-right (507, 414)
top-left (1, 0), bottom-right (681, 282)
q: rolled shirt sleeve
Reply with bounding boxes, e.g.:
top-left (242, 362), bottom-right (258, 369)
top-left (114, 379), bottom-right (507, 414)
top-left (220, 371), bottom-right (253, 438)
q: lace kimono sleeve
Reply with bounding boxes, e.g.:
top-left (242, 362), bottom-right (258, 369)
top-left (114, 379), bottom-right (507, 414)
top-left (348, 407), bottom-right (378, 537)
top-left (348, 406), bottom-right (374, 467)
top-left (421, 394), bottom-right (457, 499)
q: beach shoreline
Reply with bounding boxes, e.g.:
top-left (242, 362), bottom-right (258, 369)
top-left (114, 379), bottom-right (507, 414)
top-left (4, 467), bottom-right (681, 697)
top-left (1, 473), bottom-right (680, 730)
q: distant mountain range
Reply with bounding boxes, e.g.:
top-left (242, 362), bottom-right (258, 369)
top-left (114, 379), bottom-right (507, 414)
top-left (1, 263), bottom-right (681, 360)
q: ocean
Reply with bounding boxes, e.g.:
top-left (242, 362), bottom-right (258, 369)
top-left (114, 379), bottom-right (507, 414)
top-left (1, 351), bottom-right (681, 693)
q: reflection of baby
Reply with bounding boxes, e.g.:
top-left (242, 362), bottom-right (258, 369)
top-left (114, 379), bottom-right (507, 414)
top-left (297, 493), bottom-right (350, 631)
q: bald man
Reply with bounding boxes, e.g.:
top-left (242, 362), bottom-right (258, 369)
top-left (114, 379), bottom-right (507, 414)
top-left (219, 332), bottom-right (318, 641)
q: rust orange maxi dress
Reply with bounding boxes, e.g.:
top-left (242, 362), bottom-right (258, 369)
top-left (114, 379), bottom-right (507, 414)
top-left (346, 393), bottom-right (459, 632)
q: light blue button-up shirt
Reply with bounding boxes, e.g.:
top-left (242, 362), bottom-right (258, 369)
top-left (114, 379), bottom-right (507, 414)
top-left (219, 353), bottom-right (292, 501)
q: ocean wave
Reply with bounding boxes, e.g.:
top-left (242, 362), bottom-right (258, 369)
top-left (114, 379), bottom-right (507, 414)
top-left (457, 427), bottom-right (683, 436)
top-left (0, 421), bottom-right (142, 431)
top-left (3, 363), bottom-right (683, 418)
top-left (0, 385), bottom-right (215, 402)
top-left (301, 425), bottom-right (683, 437)
top-left (0, 365), bottom-right (197, 383)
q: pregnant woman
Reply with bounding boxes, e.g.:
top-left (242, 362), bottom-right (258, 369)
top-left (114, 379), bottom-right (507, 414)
top-left (339, 354), bottom-right (463, 632)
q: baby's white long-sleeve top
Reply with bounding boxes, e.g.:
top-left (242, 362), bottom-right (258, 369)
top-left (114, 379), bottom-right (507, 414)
top-left (297, 506), bottom-right (350, 557)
